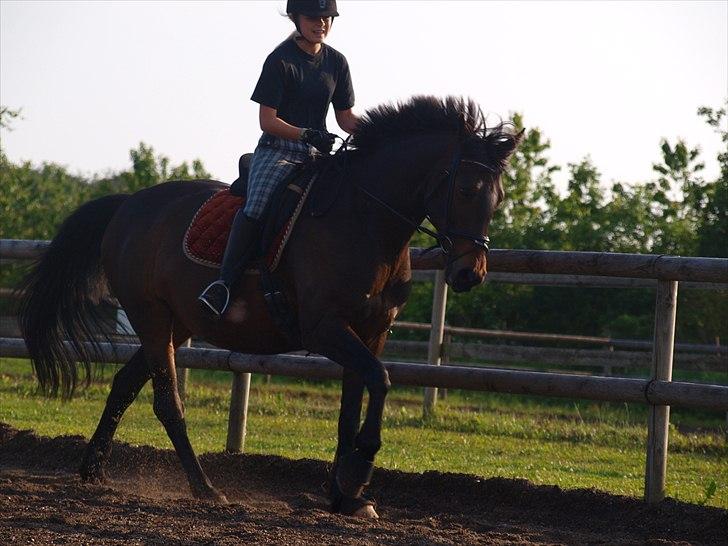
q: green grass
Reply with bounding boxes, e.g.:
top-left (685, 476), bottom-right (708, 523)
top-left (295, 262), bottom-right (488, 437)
top-left (1, 357), bottom-right (726, 508)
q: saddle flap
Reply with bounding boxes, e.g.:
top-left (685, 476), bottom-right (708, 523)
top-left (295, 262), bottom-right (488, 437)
top-left (259, 163), bottom-right (315, 253)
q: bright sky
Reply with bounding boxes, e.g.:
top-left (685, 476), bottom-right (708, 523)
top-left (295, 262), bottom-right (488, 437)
top-left (1, 1), bottom-right (726, 190)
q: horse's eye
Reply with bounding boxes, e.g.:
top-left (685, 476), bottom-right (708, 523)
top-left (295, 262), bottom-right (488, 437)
top-left (458, 181), bottom-right (482, 197)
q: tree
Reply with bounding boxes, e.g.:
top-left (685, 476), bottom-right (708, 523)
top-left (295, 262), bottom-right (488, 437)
top-left (92, 142), bottom-right (212, 197)
top-left (551, 159), bottom-right (607, 251)
top-left (695, 102), bottom-right (728, 258)
top-left (497, 113), bottom-right (561, 250)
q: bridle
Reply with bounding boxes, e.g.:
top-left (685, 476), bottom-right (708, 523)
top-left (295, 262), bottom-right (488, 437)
top-left (426, 144), bottom-right (496, 259)
top-left (332, 136), bottom-right (497, 264)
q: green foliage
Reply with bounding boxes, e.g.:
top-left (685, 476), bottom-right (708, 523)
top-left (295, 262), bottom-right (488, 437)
top-left (1, 103), bottom-right (726, 343)
top-left (695, 102), bottom-right (728, 258)
top-left (496, 112), bottom-right (560, 249)
top-left (0, 156), bottom-right (91, 240)
top-left (423, 105), bottom-right (728, 343)
top-left (0, 135), bottom-right (211, 303)
top-left (0, 106), bottom-right (22, 134)
top-left (0, 141), bottom-right (211, 241)
top-left (698, 479), bottom-right (718, 506)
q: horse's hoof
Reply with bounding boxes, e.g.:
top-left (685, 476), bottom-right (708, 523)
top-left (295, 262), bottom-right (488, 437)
top-left (352, 504), bottom-right (379, 519)
top-left (80, 472), bottom-right (106, 485)
top-left (195, 487), bottom-right (229, 504)
top-left (79, 462), bottom-right (106, 484)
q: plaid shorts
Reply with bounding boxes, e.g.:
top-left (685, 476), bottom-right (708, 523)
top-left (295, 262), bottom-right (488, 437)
top-left (242, 134), bottom-right (314, 219)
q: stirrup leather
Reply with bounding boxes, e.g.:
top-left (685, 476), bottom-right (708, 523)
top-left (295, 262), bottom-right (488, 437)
top-left (198, 280), bottom-right (231, 317)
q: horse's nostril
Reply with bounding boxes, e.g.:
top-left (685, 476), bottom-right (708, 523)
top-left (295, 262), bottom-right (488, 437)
top-left (453, 268), bottom-right (482, 290)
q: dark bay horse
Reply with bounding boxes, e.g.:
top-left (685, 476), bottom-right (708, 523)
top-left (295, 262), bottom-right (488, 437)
top-left (18, 96), bottom-right (521, 518)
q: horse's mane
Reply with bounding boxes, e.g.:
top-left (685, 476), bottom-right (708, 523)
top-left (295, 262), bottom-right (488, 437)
top-left (351, 96), bottom-right (516, 170)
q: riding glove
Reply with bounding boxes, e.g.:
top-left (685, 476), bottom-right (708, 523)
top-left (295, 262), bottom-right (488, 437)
top-left (300, 128), bottom-right (337, 154)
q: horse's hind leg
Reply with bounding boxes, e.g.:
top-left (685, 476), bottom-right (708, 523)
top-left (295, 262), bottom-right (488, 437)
top-left (80, 347), bottom-right (151, 483)
top-left (80, 326), bottom-right (191, 483)
top-left (139, 312), bottom-right (227, 503)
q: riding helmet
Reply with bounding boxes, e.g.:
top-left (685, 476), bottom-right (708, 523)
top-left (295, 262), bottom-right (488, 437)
top-left (286, 0), bottom-right (339, 18)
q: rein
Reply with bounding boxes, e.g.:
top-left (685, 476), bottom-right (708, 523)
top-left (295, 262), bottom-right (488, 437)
top-left (332, 135), bottom-right (494, 261)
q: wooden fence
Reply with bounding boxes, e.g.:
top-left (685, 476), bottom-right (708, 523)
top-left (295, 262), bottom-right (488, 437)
top-left (392, 320), bottom-right (725, 354)
top-left (1, 238), bottom-right (727, 504)
top-left (383, 339), bottom-right (726, 373)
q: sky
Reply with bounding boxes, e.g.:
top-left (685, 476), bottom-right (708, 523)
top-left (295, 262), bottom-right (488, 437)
top-left (1, 1), bottom-right (726, 190)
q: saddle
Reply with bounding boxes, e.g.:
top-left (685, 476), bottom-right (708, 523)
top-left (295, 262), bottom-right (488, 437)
top-left (184, 152), bottom-right (342, 343)
top-left (183, 154), bottom-right (318, 272)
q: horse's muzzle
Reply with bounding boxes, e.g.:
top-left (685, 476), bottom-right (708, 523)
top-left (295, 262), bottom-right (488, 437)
top-left (447, 267), bottom-right (485, 293)
top-left (446, 250), bottom-right (487, 292)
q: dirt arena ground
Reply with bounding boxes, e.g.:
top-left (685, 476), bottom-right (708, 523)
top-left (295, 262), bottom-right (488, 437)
top-left (0, 423), bottom-right (725, 545)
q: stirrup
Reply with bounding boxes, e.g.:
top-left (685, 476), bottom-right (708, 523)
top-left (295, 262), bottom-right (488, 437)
top-left (198, 280), bottom-right (230, 317)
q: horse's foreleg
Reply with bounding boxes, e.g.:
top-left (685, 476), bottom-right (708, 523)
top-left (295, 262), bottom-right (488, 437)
top-left (305, 319), bottom-right (389, 517)
top-left (329, 368), bottom-right (364, 512)
top-left (335, 368), bottom-right (365, 460)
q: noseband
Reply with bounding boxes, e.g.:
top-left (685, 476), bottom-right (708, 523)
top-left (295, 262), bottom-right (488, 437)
top-left (423, 145), bottom-right (496, 258)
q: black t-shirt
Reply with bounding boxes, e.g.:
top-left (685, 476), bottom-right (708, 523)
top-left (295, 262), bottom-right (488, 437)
top-left (251, 38), bottom-right (355, 132)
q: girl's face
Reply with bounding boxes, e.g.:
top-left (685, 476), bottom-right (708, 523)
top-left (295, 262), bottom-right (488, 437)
top-left (298, 15), bottom-right (331, 44)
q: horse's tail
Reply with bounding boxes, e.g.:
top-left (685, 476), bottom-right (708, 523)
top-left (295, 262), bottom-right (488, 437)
top-left (17, 193), bottom-right (130, 398)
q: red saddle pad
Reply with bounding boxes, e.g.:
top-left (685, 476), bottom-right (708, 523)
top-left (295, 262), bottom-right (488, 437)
top-left (184, 189), bottom-right (244, 267)
top-left (183, 189), bottom-right (301, 271)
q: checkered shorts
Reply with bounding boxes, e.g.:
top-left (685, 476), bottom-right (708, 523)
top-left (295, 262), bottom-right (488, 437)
top-left (242, 134), bottom-right (314, 219)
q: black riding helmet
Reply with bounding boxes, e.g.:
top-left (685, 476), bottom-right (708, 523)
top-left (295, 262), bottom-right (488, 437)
top-left (286, 0), bottom-right (338, 17)
top-left (287, 0), bottom-right (339, 22)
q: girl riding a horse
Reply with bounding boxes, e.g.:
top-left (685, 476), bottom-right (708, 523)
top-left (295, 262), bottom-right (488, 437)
top-left (17, 5), bottom-right (522, 518)
top-left (198, 0), bottom-right (359, 317)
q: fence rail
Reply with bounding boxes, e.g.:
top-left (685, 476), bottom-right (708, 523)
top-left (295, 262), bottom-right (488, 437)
top-left (392, 320), bottom-right (726, 354)
top-left (1, 338), bottom-right (726, 411)
top-left (411, 270), bottom-right (727, 290)
top-left (384, 340), bottom-right (726, 373)
top-left (409, 247), bottom-right (728, 283)
top-left (2, 237), bottom-right (727, 505)
top-left (3, 240), bottom-right (728, 283)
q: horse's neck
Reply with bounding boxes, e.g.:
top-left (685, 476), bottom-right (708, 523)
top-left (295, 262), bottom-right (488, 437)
top-left (351, 133), bottom-right (453, 259)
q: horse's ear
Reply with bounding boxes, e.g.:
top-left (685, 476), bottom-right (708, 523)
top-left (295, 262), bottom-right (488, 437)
top-left (491, 129), bottom-right (524, 166)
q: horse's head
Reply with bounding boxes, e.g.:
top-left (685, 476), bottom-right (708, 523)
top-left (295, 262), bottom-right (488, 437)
top-left (424, 127), bottom-right (522, 292)
top-left (351, 96), bottom-right (522, 291)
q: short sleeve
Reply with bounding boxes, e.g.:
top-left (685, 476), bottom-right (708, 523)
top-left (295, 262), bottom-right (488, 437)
top-left (250, 53), bottom-right (284, 109)
top-left (331, 55), bottom-right (355, 111)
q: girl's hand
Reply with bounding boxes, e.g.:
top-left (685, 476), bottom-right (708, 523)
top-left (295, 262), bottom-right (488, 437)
top-left (301, 129), bottom-right (337, 154)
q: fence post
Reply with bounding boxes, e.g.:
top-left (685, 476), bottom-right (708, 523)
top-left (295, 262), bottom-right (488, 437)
top-left (424, 269), bottom-right (448, 417)
top-left (439, 332), bottom-right (452, 399)
top-left (644, 280), bottom-right (678, 503)
top-left (177, 338), bottom-right (191, 402)
top-left (226, 372), bottom-right (251, 453)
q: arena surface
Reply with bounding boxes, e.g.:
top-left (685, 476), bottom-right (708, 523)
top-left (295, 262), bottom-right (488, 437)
top-left (0, 423), bottom-right (725, 545)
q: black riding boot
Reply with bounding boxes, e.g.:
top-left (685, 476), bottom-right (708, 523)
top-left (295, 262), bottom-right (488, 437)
top-left (198, 211), bottom-right (261, 317)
